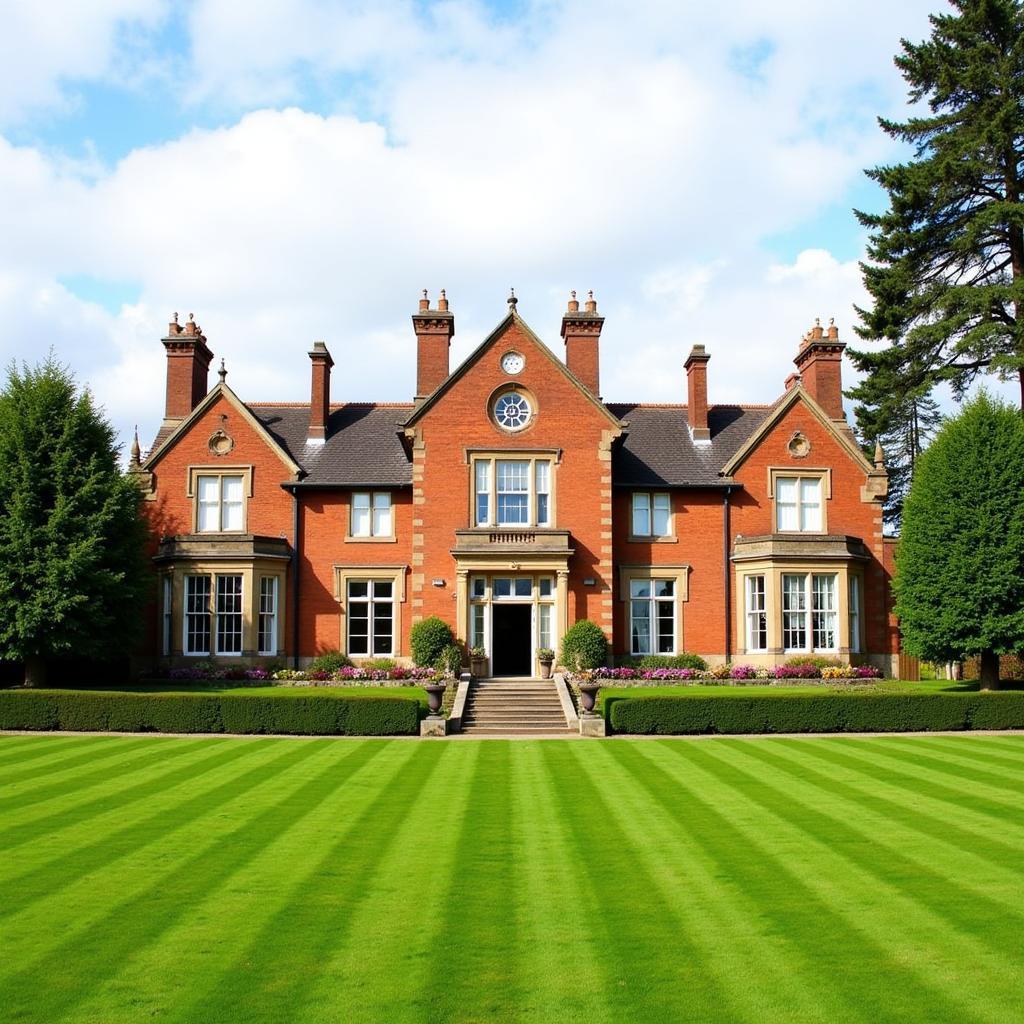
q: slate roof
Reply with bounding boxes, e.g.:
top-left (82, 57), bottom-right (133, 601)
top-left (249, 403), bottom-right (415, 487)
top-left (241, 400), bottom-right (772, 488)
top-left (607, 404), bottom-right (772, 487)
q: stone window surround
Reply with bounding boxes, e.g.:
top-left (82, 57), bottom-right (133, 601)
top-left (186, 465), bottom-right (254, 535)
top-left (767, 466), bottom-right (832, 534)
top-left (617, 564), bottom-right (690, 658)
top-left (332, 565), bottom-right (408, 658)
top-left (629, 491), bottom-right (677, 543)
top-left (346, 491), bottom-right (397, 543)
top-left (465, 448), bottom-right (562, 530)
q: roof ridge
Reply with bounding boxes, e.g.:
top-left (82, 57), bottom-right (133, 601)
top-left (247, 401), bottom-right (415, 409)
top-left (607, 402), bottom-right (774, 410)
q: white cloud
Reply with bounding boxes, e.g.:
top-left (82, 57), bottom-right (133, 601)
top-left (0, 0), bottom-right (950, 452)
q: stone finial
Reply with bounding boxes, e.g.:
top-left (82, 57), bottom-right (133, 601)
top-left (827, 317), bottom-right (839, 340)
top-left (437, 288), bottom-right (448, 312)
top-left (130, 426), bottom-right (141, 466)
top-left (568, 290), bottom-right (579, 313)
top-left (874, 439), bottom-right (885, 469)
top-left (419, 289), bottom-right (430, 312)
top-left (168, 312), bottom-right (182, 335)
top-left (508, 287), bottom-right (518, 311)
top-left (809, 317), bottom-right (824, 341)
top-left (218, 358), bottom-right (227, 384)
top-left (585, 289), bottom-right (597, 313)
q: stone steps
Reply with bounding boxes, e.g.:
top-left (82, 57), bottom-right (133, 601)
top-left (460, 678), bottom-right (571, 735)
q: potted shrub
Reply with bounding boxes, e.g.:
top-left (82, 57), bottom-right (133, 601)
top-left (537, 647), bottom-right (555, 679)
top-left (470, 646), bottom-right (488, 678)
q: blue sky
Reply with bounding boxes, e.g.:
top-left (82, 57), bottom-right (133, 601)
top-left (2, 0), bottom-right (980, 451)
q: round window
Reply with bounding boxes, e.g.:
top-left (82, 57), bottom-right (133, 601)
top-left (494, 392), bottom-right (532, 431)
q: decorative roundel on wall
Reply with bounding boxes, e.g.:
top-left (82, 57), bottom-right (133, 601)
top-left (501, 351), bottom-right (525, 375)
top-left (493, 391), bottom-right (532, 431)
top-left (788, 431), bottom-right (811, 458)
top-left (208, 429), bottom-right (235, 456)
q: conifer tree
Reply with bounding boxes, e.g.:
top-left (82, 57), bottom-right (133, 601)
top-left (848, 0), bottom-right (1024, 428)
top-left (895, 391), bottom-right (1024, 688)
top-left (0, 359), bottom-right (150, 686)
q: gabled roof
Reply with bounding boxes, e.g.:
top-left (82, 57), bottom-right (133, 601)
top-left (608, 404), bottom-right (771, 487)
top-left (719, 386), bottom-right (874, 476)
top-left (403, 310), bottom-right (623, 431)
top-left (144, 383), bottom-right (302, 477)
top-left (250, 403), bottom-right (414, 487)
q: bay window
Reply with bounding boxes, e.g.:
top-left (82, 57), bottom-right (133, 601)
top-left (258, 576), bottom-right (279, 656)
top-left (215, 575), bottom-right (243, 655)
top-left (782, 572), bottom-right (838, 653)
top-left (745, 575), bottom-right (767, 652)
top-left (184, 574), bottom-right (212, 655)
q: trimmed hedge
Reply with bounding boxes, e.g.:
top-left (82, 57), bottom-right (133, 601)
top-left (607, 692), bottom-right (1024, 735)
top-left (0, 689), bottom-right (419, 736)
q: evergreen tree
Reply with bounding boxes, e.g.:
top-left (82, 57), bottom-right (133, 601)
top-left (895, 391), bottom-right (1024, 688)
top-left (848, 0), bottom-right (1024, 428)
top-left (855, 387), bottom-right (943, 527)
top-left (0, 359), bottom-right (150, 686)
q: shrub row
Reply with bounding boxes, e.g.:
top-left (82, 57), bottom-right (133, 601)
top-left (0, 690), bottom-right (419, 736)
top-left (607, 692), bottom-right (1024, 735)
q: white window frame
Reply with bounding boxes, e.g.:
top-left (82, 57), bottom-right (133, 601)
top-left (849, 575), bottom-right (862, 654)
top-left (745, 574), bottom-right (767, 652)
top-left (775, 475), bottom-right (824, 533)
top-left (184, 574), bottom-right (212, 656)
top-left (472, 456), bottom-right (554, 528)
top-left (161, 576), bottom-right (173, 656)
top-left (346, 579), bottom-right (396, 657)
top-left (629, 578), bottom-right (677, 656)
top-left (214, 574), bottom-right (244, 656)
top-left (196, 473), bottom-right (246, 533)
top-left (258, 576), bottom-right (279, 656)
top-left (631, 492), bottom-right (671, 538)
top-left (782, 572), bottom-right (839, 653)
top-left (350, 492), bottom-right (393, 539)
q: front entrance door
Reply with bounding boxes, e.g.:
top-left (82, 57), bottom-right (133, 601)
top-left (491, 604), bottom-right (532, 677)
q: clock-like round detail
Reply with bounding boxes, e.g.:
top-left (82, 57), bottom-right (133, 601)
top-left (494, 392), bottom-right (532, 430)
top-left (501, 351), bottom-right (525, 375)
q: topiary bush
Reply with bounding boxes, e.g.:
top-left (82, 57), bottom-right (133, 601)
top-left (410, 616), bottom-right (455, 668)
top-left (308, 650), bottom-right (354, 673)
top-left (560, 620), bottom-right (608, 671)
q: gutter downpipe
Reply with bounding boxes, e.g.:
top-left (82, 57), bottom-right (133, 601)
top-left (723, 485), bottom-right (733, 662)
top-left (291, 488), bottom-right (301, 670)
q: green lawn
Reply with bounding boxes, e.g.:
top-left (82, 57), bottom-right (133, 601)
top-left (1, 735), bottom-right (1022, 1023)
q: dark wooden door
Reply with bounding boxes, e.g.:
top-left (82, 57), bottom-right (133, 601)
top-left (492, 604), bottom-right (532, 676)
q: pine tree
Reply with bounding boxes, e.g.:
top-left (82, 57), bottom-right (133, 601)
top-left (895, 391), bottom-right (1024, 688)
top-left (0, 359), bottom-right (150, 686)
top-left (848, 0), bottom-right (1024, 427)
top-left (855, 387), bottom-right (942, 527)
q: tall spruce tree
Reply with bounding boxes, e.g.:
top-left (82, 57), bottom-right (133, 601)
top-left (855, 387), bottom-right (942, 527)
top-left (895, 391), bottom-right (1024, 688)
top-left (848, 0), bottom-right (1024, 429)
top-left (0, 359), bottom-right (150, 686)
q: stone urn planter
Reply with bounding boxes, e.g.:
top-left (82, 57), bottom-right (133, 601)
top-left (424, 682), bottom-right (447, 717)
top-left (578, 681), bottom-right (601, 716)
top-left (470, 652), bottom-right (488, 678)
top-left (538, 649), bottom-right (555, 680)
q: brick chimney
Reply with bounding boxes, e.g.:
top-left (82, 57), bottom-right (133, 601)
top-left (162, 312), bottom-right (213, 427)
top-left (560, 290), bottom-right (603, 395)
top-left (308, 341), bottom-right (333, 444)
top-left (684, 344), bottom-right (711, 444)
top-left (793, 318), bottom-right (846, 420)
top-left (413, 289), bottom-right (455, 400)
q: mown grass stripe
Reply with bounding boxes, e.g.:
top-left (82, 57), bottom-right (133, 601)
top-left (735, 738), bottom-right (1024, 877)
top-left (0, 737), bottom-right (280, 897)
top-left (537, 742), bottom-right (742, 1023)
top-left (416, 741), bottom-right (530, 1022)
top-left (573, 741), bottom-right (861, 1024)
top-left (502, 742), bottom-right (616, 1024)
top-left (787, 739), bottom-right (1024, 834)
top-left (633, 739), bottom-right (990, 1024)
top-left (691, 740), bottom-right (1024, 966)
top-left (871, 735), bottom-right (1024, 776)
top-left (0, 740), bottom-right (386, 1023)
top-left (73, 740), bottom-right (435, 1024)
top-left (0, 736), bottom-right (161, 796)
top-left (0, 735), bottom-right (93, 769)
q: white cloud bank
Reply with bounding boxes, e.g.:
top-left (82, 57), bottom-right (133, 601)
top-left (0, 0), bottom-right (943, 449)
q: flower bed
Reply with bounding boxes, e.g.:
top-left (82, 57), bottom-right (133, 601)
top-left (570, 662), bottom-right (883, 684)
top-left (156, 665), bottom-right (444, 687)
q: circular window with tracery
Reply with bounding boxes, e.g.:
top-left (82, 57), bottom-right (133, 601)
top-left (494, 391), bottom-right (532, 431)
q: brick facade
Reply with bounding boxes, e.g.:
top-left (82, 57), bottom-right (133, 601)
top-left (136, 292), bottom-right (899, 674)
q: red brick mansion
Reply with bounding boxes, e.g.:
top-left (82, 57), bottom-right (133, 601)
top-left (134, 291), bottom-right (898, 675)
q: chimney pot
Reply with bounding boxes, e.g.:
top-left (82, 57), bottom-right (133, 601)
top-left (437, 289), bottom-right (448, 312)
top-left (567, 290), bottom-right (579, 313)
top-left (419, 289), bottom-right (430, 312)
top-left (585, 289), bottom-right (597, 313)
